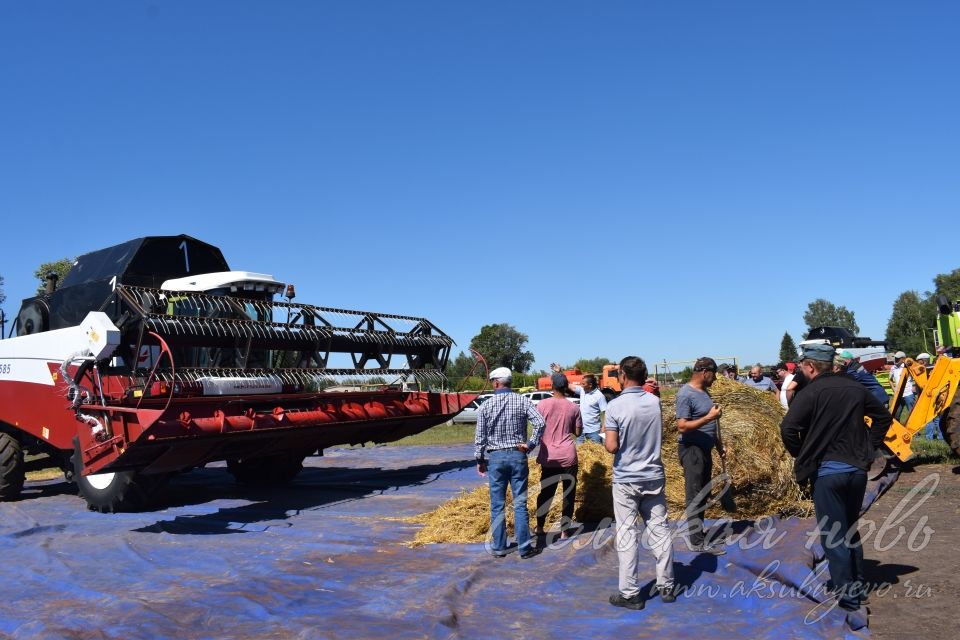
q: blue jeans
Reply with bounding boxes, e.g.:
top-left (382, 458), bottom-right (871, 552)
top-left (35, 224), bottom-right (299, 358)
top-left (924, 416), bottom-right (942, 440)
top-left (811, 470), bottom-right (868, 610)
top-left (578, 431), bottom-right (603, 445)
top-left (487, 449), bottom-right (532, 554)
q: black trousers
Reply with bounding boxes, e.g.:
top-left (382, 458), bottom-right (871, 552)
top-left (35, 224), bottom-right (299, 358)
top-left (678, 443), bottom-right (713, 547)
top-left (811, 470), bottom-right (868, 611)
top-left (536, 464), bottom-right (578, 532)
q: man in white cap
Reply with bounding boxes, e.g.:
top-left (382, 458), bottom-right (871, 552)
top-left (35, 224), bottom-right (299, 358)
top-left (474, 366), bottom-right (546, 559)
top-left (888, 351), bottom-right (915, 412)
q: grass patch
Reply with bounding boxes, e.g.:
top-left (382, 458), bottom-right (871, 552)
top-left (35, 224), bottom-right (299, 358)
top-left (909, 436), bottom-right (960, 465)
top-left (378, 422), bottom-right (476, 446)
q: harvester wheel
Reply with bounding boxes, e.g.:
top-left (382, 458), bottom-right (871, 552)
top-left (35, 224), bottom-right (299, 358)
top-left (0, 433), bottom-right (25, 501)
top-left (72, 439), bottom-right (169, 513)
top-left (940, 393), bottom-right (960, 458)
top-left (227, 452), bottom-right (306, 486)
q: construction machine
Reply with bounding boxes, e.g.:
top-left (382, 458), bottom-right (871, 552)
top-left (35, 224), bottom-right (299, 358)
top-left (0, 235), bottom-right (475, 511)
top-left (881, 295), bottom-right (960, 460)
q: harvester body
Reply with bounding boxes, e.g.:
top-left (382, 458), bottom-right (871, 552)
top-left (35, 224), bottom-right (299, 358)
top-left (0, 235), bottom-right (473, 511)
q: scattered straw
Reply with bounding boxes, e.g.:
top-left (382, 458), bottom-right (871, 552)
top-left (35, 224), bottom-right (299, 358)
top-left (407, 378), bottom-right (810, 546)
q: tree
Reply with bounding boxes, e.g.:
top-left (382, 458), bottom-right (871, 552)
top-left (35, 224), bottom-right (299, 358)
top-left (34, 258), bottom-right (74, 295)
top-left (572, 356), bottom-right (611, 373)
top-left (779, 332), bottom-right (798, 363)
top-left (445, 351), bottom-right (480, 380)
top-left (885, 290), bottom-right (936, 357)
top-left (803, 298), bottom-right (860, 334)
top-left (933, 267), bottom-right (960, 303)
top-left (468, 323), bottom-right (535, 373)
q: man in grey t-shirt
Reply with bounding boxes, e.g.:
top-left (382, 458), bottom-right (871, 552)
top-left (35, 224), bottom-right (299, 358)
top-left (675, 356), bottom-right (726, 555)
top-left (604, 356), bottom-right (675, 610)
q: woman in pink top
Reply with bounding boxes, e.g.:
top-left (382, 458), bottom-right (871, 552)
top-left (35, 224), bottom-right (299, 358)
top-left (535, 374), bottom-right (583, 540)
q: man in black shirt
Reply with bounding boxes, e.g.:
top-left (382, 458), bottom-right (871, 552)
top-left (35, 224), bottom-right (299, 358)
top-left (779, 343), bottom-right (893, 631)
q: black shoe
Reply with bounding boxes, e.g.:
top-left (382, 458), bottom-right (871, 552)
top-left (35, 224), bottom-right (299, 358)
top-left (609, 592), bottom-right (645, 610)
top-left (693, 543), bottom-right (726, 556)
top-left (519, 547), bottom-right (541, 560)
top-left (844, 605), bottom-right (869, 631)
top-left (490, 549), bottom-right (508, 558)
top-left (659, 586), bottom-right (677, 603)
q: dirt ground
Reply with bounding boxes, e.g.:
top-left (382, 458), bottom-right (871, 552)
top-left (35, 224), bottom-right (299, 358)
top-left (863, 461), bottom-right (960, 638)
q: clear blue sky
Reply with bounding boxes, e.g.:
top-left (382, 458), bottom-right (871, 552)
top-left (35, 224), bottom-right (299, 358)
top-left (1, 1), bottom-right (958, 371)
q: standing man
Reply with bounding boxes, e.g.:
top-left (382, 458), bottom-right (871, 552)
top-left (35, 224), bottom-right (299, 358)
top-left (719, 364), bottom-right (741, 382)
top-left (605, 356), bottom-right (675, 609)
top-left (675, 357), bottom-right (726, 555)
top-left (534, 373), bottom-right (582, 540)
top-left (914, 353), bottom-right (942, 440)
top-left (834, 351), bottom-right (889, 406)
top-left (551, 363), bottom-right (607, 444)
top-left (889, 351), bottom-right (915, 412)
top-left (742, 364), bottom-right (778, 393)
top-left (780, 343), bottom-right (892, 631)
top-left (776, 362), bottom-right (796, 409)
top-left (474, 366), bottom-right (546, 559)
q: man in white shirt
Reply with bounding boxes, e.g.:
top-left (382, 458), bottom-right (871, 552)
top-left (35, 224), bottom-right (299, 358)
top-left (889, 351), bottom-right (915, 411)
top-left (551, 363), bottom-right (607, 444)
top-left (776, 363), bottom-right (795, 409)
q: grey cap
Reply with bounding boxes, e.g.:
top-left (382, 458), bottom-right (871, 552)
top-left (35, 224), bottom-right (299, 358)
top-left (799, 343), bottom-right (836, 362)
top-left (894, 351), bottom-right (906, 359)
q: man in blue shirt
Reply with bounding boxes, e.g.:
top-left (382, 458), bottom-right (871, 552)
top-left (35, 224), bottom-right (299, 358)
top-left (835, 351), bottom-right (889, 407)
top-left (741, 364), bottom-right (778, 393)
top-left (475, 366), bottom-right (546, 559)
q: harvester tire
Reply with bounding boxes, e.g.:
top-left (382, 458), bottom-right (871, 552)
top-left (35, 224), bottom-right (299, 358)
top-left (72, 439), bottom-right (169, 513)
top-left (940, 393), bottom-right (960, 458)
top-left (227, 452), bottom-right (306, 486)
top-left (0, 433), bottom-right (25, 501)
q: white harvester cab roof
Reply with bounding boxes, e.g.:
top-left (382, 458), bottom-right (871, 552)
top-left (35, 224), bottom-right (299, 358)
top-left (161, 271), bottom-right (285, 295)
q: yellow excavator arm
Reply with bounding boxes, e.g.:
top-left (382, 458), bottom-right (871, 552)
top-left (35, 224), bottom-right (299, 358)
top-left (882, 355), bottom-right (960, 461)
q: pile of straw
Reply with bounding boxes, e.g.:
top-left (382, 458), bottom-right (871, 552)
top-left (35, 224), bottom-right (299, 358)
top-left (661, 377), bottom-right (809, 520)
top-left (407, 378), bottom-right (810, 546)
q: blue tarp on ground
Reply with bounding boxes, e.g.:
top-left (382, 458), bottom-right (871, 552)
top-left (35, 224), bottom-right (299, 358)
top-left (0, 445), bottom-right (889, 639)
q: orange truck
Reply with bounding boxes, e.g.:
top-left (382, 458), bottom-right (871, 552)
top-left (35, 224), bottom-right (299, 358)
top-left (536, 365), bottom-right (622, 396)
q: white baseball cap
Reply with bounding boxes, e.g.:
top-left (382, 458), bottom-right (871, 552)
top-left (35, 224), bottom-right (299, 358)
top-left (894, 351), bottom-right (906, 359)
top-left (488, 366), bottom-right (512, 381)
top-left (917, 353), bottom-right (931, 360)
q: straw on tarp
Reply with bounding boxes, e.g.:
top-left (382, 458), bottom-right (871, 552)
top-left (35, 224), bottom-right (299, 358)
top-left (407, 378), bottom-right (810, 546)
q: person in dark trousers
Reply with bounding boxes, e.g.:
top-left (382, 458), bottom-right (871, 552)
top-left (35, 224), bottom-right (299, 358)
top-left (675, 356), bottom-right (726, 555)
top-left (780, 343), bottom-right (893, 632)
top-left (534, 373), bottom-right (582, 540)
top-left (474, 366), bottom-right (546, 559)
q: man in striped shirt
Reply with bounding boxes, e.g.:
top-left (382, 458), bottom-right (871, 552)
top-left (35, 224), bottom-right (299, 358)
top-left (475, 366), bottom-right (546, 559)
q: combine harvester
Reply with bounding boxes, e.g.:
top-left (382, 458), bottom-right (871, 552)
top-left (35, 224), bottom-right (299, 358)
top-left (0, 235), bottom-right (476, 511)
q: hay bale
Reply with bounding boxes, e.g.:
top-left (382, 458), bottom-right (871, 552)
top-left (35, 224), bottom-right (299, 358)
top-left (662, 377), bottom-right (810, 520)
top-left (407, 378), bottom-right (810, 546)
